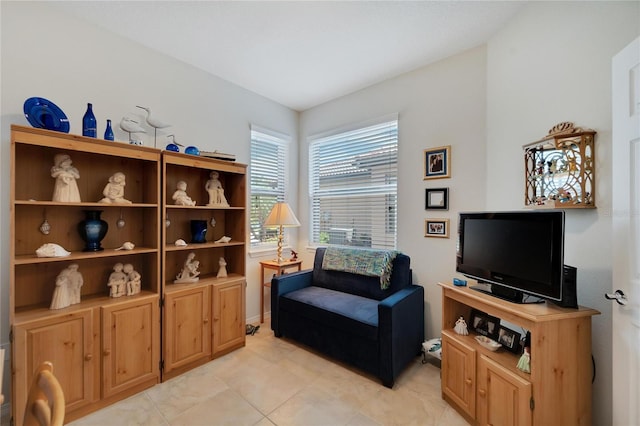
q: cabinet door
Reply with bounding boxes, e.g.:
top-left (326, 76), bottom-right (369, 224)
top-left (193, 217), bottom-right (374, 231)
top-left (164, 286), bottom-right (212, 373)
top-left (13, 310), bottom-right (95, 425)
top-left (102, 297), bottom-right (159, 398)
top-left (477, 355), bottom-right (532, 426)
top-left (212, 280), bottom-right (245, 356)
top-left (441, 334), bottom-right (476, 419)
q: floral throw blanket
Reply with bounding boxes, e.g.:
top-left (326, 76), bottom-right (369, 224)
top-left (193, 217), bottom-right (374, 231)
top-left (321, 247), bottom-right (399, 290)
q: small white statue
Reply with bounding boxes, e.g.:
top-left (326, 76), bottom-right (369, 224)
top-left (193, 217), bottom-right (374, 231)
top-left (107, 263), bottom-right (127, 298)
top-left (173, 180), bottom-right (196, 206)
top-left (174, 252), bottom-right (200, 283)
top-left (50, 266), bottom-right (74, 309)
top-left (454, 316), bottom-right (469, 335)
top-left (205, 171), bottom-right (229, 207)
top-left (36, 243), bottom-right (71, 258)
top-left (215, 236), bottom-right (231, 243)
top-left (67, 263), bottom-right (84, 305)
top-left (174, 239), bottom-right (187, 247)
top-left (51, 153), bottom-right (81, 203)
top-left (99, 172), bottom-right (132, 204)
top-left (217, 257), bottom-right (228, 278)
top-left (123, 263), bottom-right (141, 296)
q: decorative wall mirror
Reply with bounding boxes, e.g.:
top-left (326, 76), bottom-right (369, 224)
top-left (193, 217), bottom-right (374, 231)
top-left (523, 122), bottom-right (596, 209)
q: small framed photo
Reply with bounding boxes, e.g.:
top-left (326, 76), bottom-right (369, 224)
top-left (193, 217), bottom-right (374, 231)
top-left (423, 145), bottom-right (451, 180)
top-left (469, 309), bottom-right (499, 339)
top-left (425, 188), bottom-right (449, 210)
top-left (424, 218), bottom-right (450, 238)
top-left (498, 325), bottom-right (522, 353)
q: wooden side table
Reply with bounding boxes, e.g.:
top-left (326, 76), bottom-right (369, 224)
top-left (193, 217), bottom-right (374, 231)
top-left (260, 259), bottom-right (302, 323)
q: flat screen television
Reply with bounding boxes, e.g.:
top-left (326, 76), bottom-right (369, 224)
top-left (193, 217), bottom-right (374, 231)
top-left (456, 211), bottom-right (577, 308)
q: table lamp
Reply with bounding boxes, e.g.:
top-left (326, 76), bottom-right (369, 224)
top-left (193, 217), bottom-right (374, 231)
top-left (264, 202), bottom-right (300, 263)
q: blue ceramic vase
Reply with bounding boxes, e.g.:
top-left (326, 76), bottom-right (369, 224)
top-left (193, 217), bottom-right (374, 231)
top-left (190, 220), bottom-right (207, 243)
top-left (104, 119), bottom-right (114, 141)
top-left (78, 210), bottom-right (108, 251)
top-left (82, 103), bottom-right (97, 138)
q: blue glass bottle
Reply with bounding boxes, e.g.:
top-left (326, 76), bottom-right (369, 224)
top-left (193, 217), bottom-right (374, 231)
top-left (104, 119), bottom-right (114, 141)
top-left (82, 103), bottom-right (97, 137)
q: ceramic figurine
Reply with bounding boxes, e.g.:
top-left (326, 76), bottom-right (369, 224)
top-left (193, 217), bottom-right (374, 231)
top-left (172, 180), bottom-right (196, 206)
top-left (124, 263), bottom-right (141, 296)
top-left (454, 316), bottom-right (469, 335)
top-left (99, 172), bottom-right (132, 204)
top-left (50, 267), bottom-right (72, 310)
top-left (115, 241), bottom-right (135, 251)
top-left (215, 236), bottom-right (231, 243)
top-left (36, 243), bottom-right (71, 258)
top-left (205, 171), bottom-right (229, 206)
top-left (67, 263), bottom-right (83, 305)
top-left (51, 153), bottom-right (81, 202)
top-left (217, 257), bottom-right (228, 278)
top-left (174, 239), bottom-right (187, 247)
top-left (137, 105), bottom-right (170, 148)
top-left (120, 116), bottom-right (146, 144)
top-left (174, 252), bottom-right (200, 283)
top-left (107, 263), bottom-right (127, 298)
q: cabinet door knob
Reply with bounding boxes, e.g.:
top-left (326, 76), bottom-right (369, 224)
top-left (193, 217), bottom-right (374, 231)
top-left (204, 318), bottom-right (209, 324)
top-left (478, 388), bottom-right (486, 397)
top-left (103, 349), bottom-right (111, 356)
top-left (465, 378), bottom-right (472, 386)
top-left (85, 354), bottom-right (93, 361)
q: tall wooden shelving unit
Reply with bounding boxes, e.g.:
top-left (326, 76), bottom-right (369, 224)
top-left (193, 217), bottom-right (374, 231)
top-left (161, 152), bottom-right (246, 380)
top-left (10, 125), bottom-right (161, 424)
top-left (9, 126), bottom-right (248, 423)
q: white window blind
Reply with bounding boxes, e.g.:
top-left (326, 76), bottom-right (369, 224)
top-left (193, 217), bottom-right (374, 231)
top-left (250, 127), bottom-right (289, 248)
top-left (309, 119), bottom-right (398, 249)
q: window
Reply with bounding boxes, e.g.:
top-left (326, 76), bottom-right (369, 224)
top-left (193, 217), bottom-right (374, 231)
top-left (250, 127), bottom-right (289, 249)
top-left (309, 118), bottom-right (398, 249)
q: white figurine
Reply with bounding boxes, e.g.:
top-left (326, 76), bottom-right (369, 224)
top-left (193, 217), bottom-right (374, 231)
top-left (174, 239), bottom-right (187, 247)
top-left (107, 263), bottom-right (127, 298)
top-left (217, 257), bottom-right (228, 278)
top-left (99, 172), bottom-right (132, 204)
top-left (215, 236), bottom-right (231, 243)
top-left (67, 263), bottom-right (83, 305)
top-left (454, 316), bottom-right (469, 335)
top-left (124, 263), bottom-right (141, 296)
top-left (115, 241), bottom-right (135, 251)
top-left (50, 266), bottom-right (73, 310)
top-left (172, 180), bottom-right (196, 206)
top-left (205, 171), bottom-right (229, 207)
top-left (36, 243), bottom-right (71, 258)
top-left (174, 252), bottom-right (200, 283)
top-left (51, 153), bottom-right (81, 202)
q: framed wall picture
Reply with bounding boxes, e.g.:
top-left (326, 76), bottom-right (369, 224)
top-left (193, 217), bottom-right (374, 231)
top-left (424, 218), bottom-right (450, 238)
top-left (498, 325), bottom-right (522, 353)
top-left (469, 309), bottom-right (499, 339)
top-left (423, 145), bottom-right (451, 180)
top-left (425, 187), bottom-right (449, 210)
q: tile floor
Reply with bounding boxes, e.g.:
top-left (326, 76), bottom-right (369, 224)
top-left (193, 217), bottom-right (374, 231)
top-left (69, 321), bottom-right (468, 426)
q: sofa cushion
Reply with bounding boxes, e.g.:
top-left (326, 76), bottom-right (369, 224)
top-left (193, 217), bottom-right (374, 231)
top-left (280, 286), bottom-right (378, 340)
top-left (312, 247), bottom-right (412, 300)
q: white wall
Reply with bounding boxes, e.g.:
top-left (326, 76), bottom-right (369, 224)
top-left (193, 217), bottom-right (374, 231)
top-left (299, 46), bottom-right (488, 341)
top-left (0, 0), bottom-right (298, 379)
top-left (486, 2), bottom-right (639, 425)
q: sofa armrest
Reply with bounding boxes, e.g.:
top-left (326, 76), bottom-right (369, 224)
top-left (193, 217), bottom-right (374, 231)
top-left (270, 270), bottom-right (313, 334)
top-left (378, 285), bottom-right (425, 387)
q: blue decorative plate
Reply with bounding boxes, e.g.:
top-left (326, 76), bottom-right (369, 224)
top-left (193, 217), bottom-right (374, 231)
top-left (23, 97), bottom-right (70, 133)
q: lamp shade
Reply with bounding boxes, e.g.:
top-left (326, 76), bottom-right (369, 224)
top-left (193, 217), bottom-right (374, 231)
top-left (264, 202), bottom-right (300, 228)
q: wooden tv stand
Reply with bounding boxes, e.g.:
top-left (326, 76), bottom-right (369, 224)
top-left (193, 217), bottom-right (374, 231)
top-left (439, 282), bottom-right (600, 426)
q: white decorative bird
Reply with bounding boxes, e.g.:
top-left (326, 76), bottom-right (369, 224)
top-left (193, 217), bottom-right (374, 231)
top-left (120, 117), bottom-right (146, 145)
top-left (137, 105), bottom-right (170, 148)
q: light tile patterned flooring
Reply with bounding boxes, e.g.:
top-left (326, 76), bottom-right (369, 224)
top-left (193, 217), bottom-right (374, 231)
top-left (69, 321), bottom-right (468, 425)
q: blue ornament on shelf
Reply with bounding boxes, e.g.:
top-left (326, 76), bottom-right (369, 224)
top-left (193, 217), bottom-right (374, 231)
top-left (185, 146), bottom-right (200, 156)
top-left (78, 210), bottom-right (108, 251)
top-left (104, 119), bottom-right (114, 141)
top-left (166, 143), bottom-right (180, 152)
top-left (190, 220), bottom-right (207, 243)
top-left (82, 103), bottom-right (97, 138)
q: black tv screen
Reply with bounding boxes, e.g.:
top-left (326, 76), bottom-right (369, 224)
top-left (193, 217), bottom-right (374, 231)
top-left (456, 211), bottom-right (566, 302)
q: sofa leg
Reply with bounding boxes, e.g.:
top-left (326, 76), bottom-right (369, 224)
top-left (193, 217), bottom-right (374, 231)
top-left (274, 331), bottom-right (283, 338)
top-left (382, 379), bottom-right (394, 389)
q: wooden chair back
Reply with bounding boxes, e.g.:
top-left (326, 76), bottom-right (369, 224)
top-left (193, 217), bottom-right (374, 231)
top-left (23, 361), bottom-right (65, 426)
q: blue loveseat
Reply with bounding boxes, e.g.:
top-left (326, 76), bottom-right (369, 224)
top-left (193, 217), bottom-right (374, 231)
top-left (271, 247), bottom-right (424, 388)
